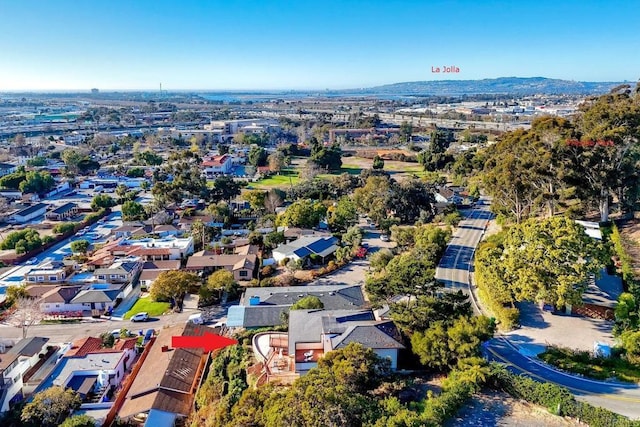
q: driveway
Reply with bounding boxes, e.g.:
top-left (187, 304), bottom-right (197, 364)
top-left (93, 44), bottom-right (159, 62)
top-left (310, 228), bottom-right (392, 287)
top-left (505, 302), bottom-right (614, 354)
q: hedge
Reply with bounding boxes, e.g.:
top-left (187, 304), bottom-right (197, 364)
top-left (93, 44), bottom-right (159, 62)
top-left (490, 365), bottom-right (639, 427)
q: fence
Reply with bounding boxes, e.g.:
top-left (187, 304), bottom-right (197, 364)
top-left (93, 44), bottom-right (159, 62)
top-left (101, 336), bottom-right (156, 427)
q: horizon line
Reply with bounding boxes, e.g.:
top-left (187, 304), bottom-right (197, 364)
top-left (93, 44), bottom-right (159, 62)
top-left (0, 76), bottom-right (634, 94)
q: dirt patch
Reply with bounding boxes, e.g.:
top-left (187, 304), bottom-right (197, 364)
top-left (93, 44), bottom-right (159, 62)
top-left (447, 391), bottom-right (585, 427)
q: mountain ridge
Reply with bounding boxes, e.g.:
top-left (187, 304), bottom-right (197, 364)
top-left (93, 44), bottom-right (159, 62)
top-left (360, 76), bottom-right (629, 95)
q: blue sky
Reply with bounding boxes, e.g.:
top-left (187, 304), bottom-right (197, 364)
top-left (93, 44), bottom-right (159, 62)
top-left (0, 0), bottom-right (639, 90)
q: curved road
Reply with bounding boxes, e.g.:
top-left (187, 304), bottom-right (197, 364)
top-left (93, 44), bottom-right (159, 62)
top-left (436, 196), bottom-right (640, 419)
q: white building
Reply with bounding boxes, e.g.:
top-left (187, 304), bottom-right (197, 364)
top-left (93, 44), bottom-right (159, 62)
top-left (0, 337), bottom-right (50, 412)
top-left (120, 236), bottom-right (194, 261)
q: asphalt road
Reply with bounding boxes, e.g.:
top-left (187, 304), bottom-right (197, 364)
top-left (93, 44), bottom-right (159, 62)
top-left (485, 336), bottom-right (640, 419)
top-left (435, 197), bottom-right (493, 299)
top-left (0, 305), bottom-right (229, 344)
top-left (435, 196), bottom-right (640, 419)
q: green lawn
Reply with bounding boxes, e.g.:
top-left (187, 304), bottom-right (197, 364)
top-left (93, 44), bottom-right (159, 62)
top-left (539, 345), bottom-right (640, 383)
top-left (123, 297), bottom-right (170, 319)
top-left (250, 169), bottom-right (300, 189)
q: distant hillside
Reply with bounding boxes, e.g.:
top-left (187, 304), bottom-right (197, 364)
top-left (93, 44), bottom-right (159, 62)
top-left (364, 77), bottom-right (626, 96)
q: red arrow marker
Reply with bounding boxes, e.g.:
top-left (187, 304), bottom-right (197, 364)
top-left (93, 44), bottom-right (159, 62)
top-left (172, 331), bottom-right (238, 352)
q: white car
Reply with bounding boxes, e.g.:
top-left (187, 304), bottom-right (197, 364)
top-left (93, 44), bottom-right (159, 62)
top-left (131, 312), bottom-right (149, 322)
top-left (380, 234), bottom-right (390, 242)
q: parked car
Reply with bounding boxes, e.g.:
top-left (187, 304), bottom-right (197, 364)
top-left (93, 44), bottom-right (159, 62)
top-left (110, 328), bottom-right (122, 339)
top-left (131, 312), bottom-right (149, 322)
top-left (380, 234), bottom-right (390, 242)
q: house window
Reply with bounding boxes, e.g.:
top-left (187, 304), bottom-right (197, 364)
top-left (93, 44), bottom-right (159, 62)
top-left (98, 275), bottom-right (105, 280)
top-left (110, 274), bottom-right (117, 279)
top-left (28, 277), bottom-right (36, 282)
top-left (239, 270), bottom-right (248, 277)
top-left (49, 276), bottom-right (57, 281)
top-left (120, 275), bottom-right (126, 279)
top-left (37, 276), bottom-right (44, 282)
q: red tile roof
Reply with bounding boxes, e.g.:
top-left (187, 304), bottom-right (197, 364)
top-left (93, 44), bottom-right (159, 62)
top-left (65, 336), bottom-right (136, 357)
top-left (114, 337), bottom-right (138, 351)
top-left (202, 154), bottom-right (230, 167)
top-left (65, 337), bottom-right (105, 357)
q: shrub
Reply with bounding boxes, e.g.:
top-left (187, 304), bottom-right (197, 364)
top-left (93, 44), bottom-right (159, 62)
top-left (490, 365), bottom-right (635, 426)
top-left (260, 265), bottom-right (275, 277)
top-left (259, 277), bottom-right (274, 287)
top-left (52, 222), bottom-right (78, 235)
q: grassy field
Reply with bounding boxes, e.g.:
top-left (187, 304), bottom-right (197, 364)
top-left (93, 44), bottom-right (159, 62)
top-left (248, 156), bottom-right (427, 190)
top-left (250, 169), bottom-right (300, 189)
top-left (123, 297), bottom-right (170, 319)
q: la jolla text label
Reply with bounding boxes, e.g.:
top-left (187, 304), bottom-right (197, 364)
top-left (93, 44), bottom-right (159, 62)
top-left (431, 65), bottom-right (460, 73)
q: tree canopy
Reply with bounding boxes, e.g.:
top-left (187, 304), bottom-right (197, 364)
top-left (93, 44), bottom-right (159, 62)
top-left (476, 216), bottom-right (605, 321)
top-left (279, 200), bottom-right (327, 229)
top-left (291, 295), bottom-right (324, 310)
top-left (21, 386), bottom-right (81, 427)
top-left (150, 270), bottom-right (200, 308)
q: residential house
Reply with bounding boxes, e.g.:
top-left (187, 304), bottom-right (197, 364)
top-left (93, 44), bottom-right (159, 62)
top-left (24, 260), bottom-right (69, 284)
top-left (281, 227), bottom-right (331, 243)
top-left (434, 186), bottom-right (463, 205)
top-left (117, 323), bottom-right (209, 426)
top-left (33, 336), bottom-right (137, 425)
top-left (122, 236), bottom-right (194, 261)
top-left (272, 235), bottom-right (339, 263)
top-left (111, 224), bottom-right (151, 239)
top-left (70, 283), bottom-right (123, 312)
top-left (185, 248), bottom-right (257, 281)
top-left (38, 285), bottom-right (83, 313)
top-left (0, 337), bottom-right (50, 412)
top-left (0, 162), bottom-right (17, 178)
top-left (202, 154), bottom-right (233, 176)
top-left (45, 202), bottom-right (78, 221)
top-left (9, 203), bottom-right (47, 224)
top-left (153, 224), bottom-right (180, 237)
top-left (177, 214), bottom-right (224, 232)
top-left (94, 258), bottom-right (142, 284)
top-left (139, 260), bottom-right (180, 290)
top-left (227, 284), bottom-right (367, 329)
top-left (287, 309), bottom-right (404, 374)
